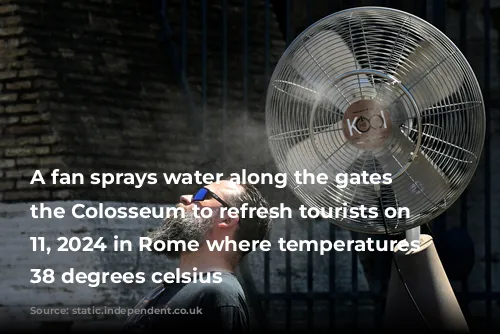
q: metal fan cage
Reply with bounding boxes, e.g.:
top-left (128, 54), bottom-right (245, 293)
top-left (266, 7), bottom-right (485, 234)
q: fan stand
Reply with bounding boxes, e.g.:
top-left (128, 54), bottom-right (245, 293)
top-left (383, 226), bottom-right (470, 333)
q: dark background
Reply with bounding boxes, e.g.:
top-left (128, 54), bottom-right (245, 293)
top-left (0, 0), bottom-right (498, 333)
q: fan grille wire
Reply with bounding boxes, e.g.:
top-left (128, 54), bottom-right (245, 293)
top-left (266, 7), bottom-right (485, 234)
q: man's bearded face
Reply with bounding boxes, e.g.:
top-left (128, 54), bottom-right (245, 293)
top-left (147, 205), bottom-right (216, 258)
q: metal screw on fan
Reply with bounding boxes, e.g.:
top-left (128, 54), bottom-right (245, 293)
top-left (265, 6), bottom-right (485, 332)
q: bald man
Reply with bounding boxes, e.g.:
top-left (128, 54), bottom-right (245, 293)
top-left (123, 180), bottom-right (272, 333)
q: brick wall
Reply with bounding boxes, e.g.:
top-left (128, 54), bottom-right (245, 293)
top-left (0, 0), bottom-right (289, 205)
top-left (0, 3), bottom-right (51, 202)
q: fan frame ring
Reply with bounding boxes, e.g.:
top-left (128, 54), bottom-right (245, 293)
top-left (265, 6), bottom-right (487, 234)
top-left (308, 69), bottom-right (423, 180)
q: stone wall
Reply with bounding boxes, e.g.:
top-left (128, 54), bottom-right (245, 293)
top-left (0, 2), bottom-right (55, 202)
top-left (0, 0), bottom-right (289, 206)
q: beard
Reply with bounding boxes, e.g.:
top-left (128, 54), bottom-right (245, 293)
top-left (147, 205), bottom-right (215, 258)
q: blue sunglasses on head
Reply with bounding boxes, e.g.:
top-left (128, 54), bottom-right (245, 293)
top-left (192, 187), bottom-right (231, 208)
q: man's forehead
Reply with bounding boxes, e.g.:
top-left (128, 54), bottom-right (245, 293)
top-left (206, 180), bottom-right (241, 197)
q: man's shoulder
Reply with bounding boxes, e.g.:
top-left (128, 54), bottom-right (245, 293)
top-left (171, 272), bottom-right (246, 308)
top-left (202, 272), bottom-right (244, 292)
top-left (194, 272), bottom-right (245, 300)
top-left (138, 273), bottom-right (250, 333)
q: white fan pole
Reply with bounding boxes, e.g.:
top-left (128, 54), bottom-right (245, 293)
top-left (405, 226), bottom-right (420, 247)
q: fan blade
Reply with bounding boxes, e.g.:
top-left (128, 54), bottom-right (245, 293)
top-left (290, 30), bottom-right (376, 108)
top-left (285, 120), bottom-right (355, 196)
top-left (398, 40), bottom-right (465, 110)
top-left (271, 77), bottom-right (337, 111)
top-left (375, 130), bottom-right (450, 215)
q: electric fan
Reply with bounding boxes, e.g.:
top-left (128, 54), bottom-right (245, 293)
top-left (265, 7), bottom-right (485, 332)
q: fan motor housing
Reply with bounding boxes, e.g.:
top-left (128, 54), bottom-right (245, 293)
top-left (343, 99), bottom-right (393, 150)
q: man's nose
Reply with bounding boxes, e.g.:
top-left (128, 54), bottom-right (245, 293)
top-left (180, 194), bottom-right (192, 205)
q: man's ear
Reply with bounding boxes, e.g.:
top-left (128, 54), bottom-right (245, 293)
top-left (217, 211), bottom-right (239, 229)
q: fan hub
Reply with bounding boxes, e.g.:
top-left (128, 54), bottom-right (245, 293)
top-left (342, 99), bottom-right (393, 150)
